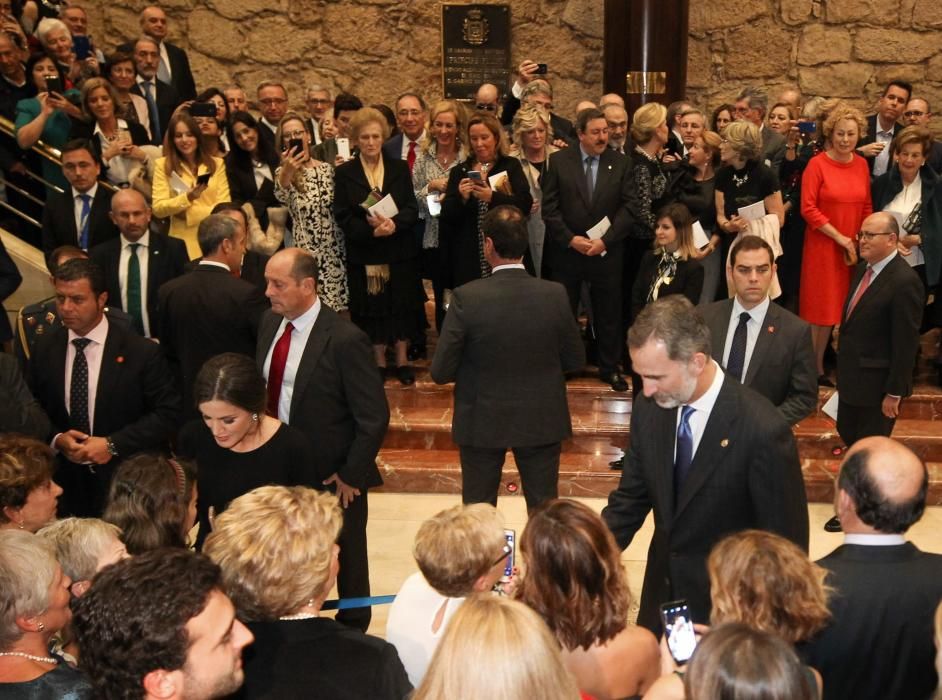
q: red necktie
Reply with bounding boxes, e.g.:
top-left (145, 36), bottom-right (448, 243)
top-left (846, 267), bottom-right (873, 318)
top-left (407, 140), bottom-right (416, 175)
top-left (266, 322), bottom-right (294, 417)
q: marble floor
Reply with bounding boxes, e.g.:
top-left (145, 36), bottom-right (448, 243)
top-left (344, 493), bottom-right (942, 638)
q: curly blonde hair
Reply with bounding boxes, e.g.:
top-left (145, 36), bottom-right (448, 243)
top-left (822, 104), bottom-right (868, 142)
top-left (204, 486), bottom-right (342, 621)
top-left (708, 530), bottom-right (831, 644)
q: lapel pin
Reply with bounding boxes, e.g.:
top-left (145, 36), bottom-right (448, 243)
top-left (116, 356), bottom-right (124, 363)
top-left (720, 438), bottom-right (729, 447)
top-left (153, 250), bottom-right (160, 255)
top-left (607, 164), bottom-right (612, 170)
top-left (767, 325), bottom-right (775, 333)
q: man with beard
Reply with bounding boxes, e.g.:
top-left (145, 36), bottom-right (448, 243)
top-left (601, 296), bottom-right (808, 633)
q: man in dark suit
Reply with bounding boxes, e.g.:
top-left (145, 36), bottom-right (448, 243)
top-left (130, 36), bottom-right (181, 145)
top-left (0, 352), bottom-right (50, 438)
top-left (158, 214), bottom-right (268, 422)
top-left (857, 80), bottom-right (911, 176)
top-left (734, 87), bottom-right (786, 171)
top-left (258, 248), bottom-right (389, 632)
top-left (542, 107), bottom-right (631, 391)
top-left (118, 6), bottom-right (196, 101)
top-left (430, 206), bottom-right (585, 510)
top-left (700, 236), bottom-right (816, 425)
top-left (602, 296), bottom-right (809, 633)
top-left (90, 189), bottom-right (187, 339)
top-left (41, 140), bottom-right (119, 257)
top-left (501, 60), bottom-right (576, 146)
top-left (803, 436), bottom-right (942, 700)
top-left (836, 211), bottom-right (923, 447)
top-left (28, 258), bottom-right (180, 517)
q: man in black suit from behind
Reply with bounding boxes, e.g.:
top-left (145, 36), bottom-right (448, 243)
top-left (158, 213), bottom-right (268, 422)
top-left (90, 189), bottom-right (187, 339)
top-left (836, 212), bottom-right (923, 447)
top-left (41, 140), bottom-right (119, 257)
top-left (130, 36), bottom-right (181, 146)
top-left (803, 436), bottom-right (942, 700)
top-left (857, 80), bottom-right (911, 177)
top-left (542, 107), bottom-right (631, 391)
top-left (602, 296), bottom-right (809, 633)
top-left (258, 248), bottom-right (389, 632)
top-left (700, 235), bottom-right (817, 425)
top-left (430, 206), bottom-right (585, 510)
top-left (28, 258), bottom-right (180, 517)
top-left (119, 6), bottom-right (196, 101)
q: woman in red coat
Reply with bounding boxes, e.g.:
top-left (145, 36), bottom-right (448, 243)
top-left (799, 104), bottom-right (872, 384)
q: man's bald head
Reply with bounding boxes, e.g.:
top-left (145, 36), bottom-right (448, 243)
top-left (599, 93), bottom-right (625, 109)
top-left (109, 188), bottom-right (151, 242)
top-left (837, 437), bottom-right (928, 534)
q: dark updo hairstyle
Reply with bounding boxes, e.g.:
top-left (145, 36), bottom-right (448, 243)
top-left (193, 352), bottom-right (267, 415)
top-left (103, 453), bottom-right (196, 554)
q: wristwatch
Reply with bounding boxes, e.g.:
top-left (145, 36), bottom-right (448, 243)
top-left (106, 438), bottom-right (118, 457)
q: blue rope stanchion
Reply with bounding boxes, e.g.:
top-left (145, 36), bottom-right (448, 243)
top-left (321, 594), bottom-right (397, 610)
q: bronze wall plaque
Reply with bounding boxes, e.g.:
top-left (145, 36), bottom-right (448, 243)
top-left (441, 4), bottom-right (511, 100)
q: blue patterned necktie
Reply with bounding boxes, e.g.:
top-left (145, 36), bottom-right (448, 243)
top-left (673, 405), bottom-right (696, 502)
top-left (70, 338), bottom-right (92, 435)
top-left (142, 80), bottom-right (161, 145)
top-left (78, 193), bottom-right (92, 249)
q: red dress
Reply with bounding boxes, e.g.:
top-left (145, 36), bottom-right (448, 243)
top-left (799, 152), bottom-right (872, 326)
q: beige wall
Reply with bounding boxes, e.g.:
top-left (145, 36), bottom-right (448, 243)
top-left (84, 0), bottom-right (941, 129)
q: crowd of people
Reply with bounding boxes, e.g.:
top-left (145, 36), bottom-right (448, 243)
top-left (1, 2), bottom-right (942, 699)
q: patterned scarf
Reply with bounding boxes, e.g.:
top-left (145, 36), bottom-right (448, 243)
top-left (647, 249), bottom-right (680, 303)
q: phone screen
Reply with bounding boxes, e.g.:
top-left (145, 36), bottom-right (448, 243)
top-left (196, 173), bottom-right (211, 186)
top-left (501, 529), bottom-right (515, 582)
top-left (661, 600), bottom-right (697, 664)
top-left (797, 120), bottom-right (815, 134)
top-left (467, 170), bottom-right (482, 181)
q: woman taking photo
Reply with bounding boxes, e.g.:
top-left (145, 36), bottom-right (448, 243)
top-left (177, 353), bottom-right (316, 548)
top-left (152, 111), bottom-right (231, 259)
top-left (440, 112), bottom-right (532, 291)
top-left (275, 111), bottom-right (348, 313)
top-left (0, 531), bottom-right (92, 698)
top-left (102, 51), bottom-right (150, 139)
top-left (412, 99), bottom-right (467, 329)
top-left (72, 77), bottom-right (149, 188)
top-left (516, 499), bottom-right (660, 700)
top-left (225, 111), bottom-right (281, 231)
top-left (631, 203), bottom-right (704, 320)
top-left (334, 107), bottom-right (422, 385)
top-left (510, 104), bottom-right (555, 277)
top-left (799, 104), bottom-right (871, 384)
top-left (36, 17), bottom-right (96, 88)
top-left (0, 435), bottom-right (62, 534)
top-left (205, 485), bottom-right (412, 699)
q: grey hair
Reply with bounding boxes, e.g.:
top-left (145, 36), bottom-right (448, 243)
top-left (0, 531), bottom-right (59, 648)
top-left (37, 518), bottom-right (123, 583)
top-left (627, 296), bottom-right (711, 362)
top-left (737, 87), bottom-right (769, 118)
top-left (36, 17), bottom-right (71, 45)
top-left (522, 79), bottom-right (553, 102)
top-left (197, 213), bottom-right (239, 256)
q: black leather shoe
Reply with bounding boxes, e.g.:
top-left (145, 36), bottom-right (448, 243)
top-left (407, 344), bottom-right (426, 361)
top-left (824, 516), bottom-right (842, 533)
top-left (600, 371), bottom-right (629, 392)
top-left (609, 456), bottom-right (624, 470)
top-left (396, 365), bottom-right (416, 386)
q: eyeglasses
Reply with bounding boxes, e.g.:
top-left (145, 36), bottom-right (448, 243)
top-left (397, 109), bottom-right (423, 118)
top-left (259, 98), bottom-right (287, 106)
top-left (282, 130), bottom-right (306, 139)
top-left (491, 543), bottom-right (512, 567)
top-left (858, 231), bottom-right (894, 240)
top-left (475, 103), bottom-right (497, 112)
top-left (732, 106), bottom-right (751, 114)
top-left (903, 110), bottom-right (926, 118)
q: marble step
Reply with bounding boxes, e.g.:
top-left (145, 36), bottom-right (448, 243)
top-left (373, 448), bottom-right (942, 506)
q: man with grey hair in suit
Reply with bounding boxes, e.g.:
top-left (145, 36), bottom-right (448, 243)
top-left (734, 86), bottom-right (786, 171)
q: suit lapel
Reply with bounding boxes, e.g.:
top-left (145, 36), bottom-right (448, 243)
top-left (147, 235), bottom-right (164, 302)
top-left (289, 311), bottom-right (331, 420)
top-left (845, 258), bottom-right (896, 325)
top-left (745, 302), bottom-right (779, 385)
top-left (569, 148), bottom-right (592, 209)
top-left (842, 263), bottom-right (867, 323)
top-left (656, 404), bottom-right (679, 524)
top-left (256, 311), bottom-right (281, 370)
top-left (707, 300), bottom-right (734, 365)
top-left (675, 378), bottom-right (738, 519)
top-left (50, 329), bottom-right (69, 417)
top-left (94, 325), bottom-right (123, 425)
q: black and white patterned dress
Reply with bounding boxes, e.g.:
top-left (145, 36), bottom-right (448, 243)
top-left (274, 162), bottom-right (349, 311)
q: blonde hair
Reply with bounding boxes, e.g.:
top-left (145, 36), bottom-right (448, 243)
top-left (349, 107), bottom-right (391, 142)
top-left (422, 99), bottom-right (468, 154)
top-left (723, 120), bottom-right (762, 161)
top-left (275, 112), bottom-right (313, 193)
top-left (656, 203), bottom-right (699, 260)
top-left (80, 77), bottom-right (123, 124)
top-left (37, 517), bottom-right (122, 582)
top-left (204, 486), bottom-right (342, 621)
top-left (414, 504), bottom-right (505, 597)
top-left (698, 130), bottom-right (723, 167)
top-left (708, 530), bottom-right (831, 644)
top-left (413, 596), bottom-right (581, 700)
top-left (0, 531), bottom-right (59, 648)
top-left (630, 102), bottom-right (668, 145)
top-left (891, 125), bottom-right (932, 160)
top-left (822, 104), bottom-right (868, 142)
top-left (511, 104), bottom-right (554, 159)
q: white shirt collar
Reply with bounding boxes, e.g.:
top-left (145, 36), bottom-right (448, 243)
top-left (731, 295), bottom-right (770, 324)
top-left (869, 249), bottom-right (897, 276)
top-left (67, 314), bottom-right (108, 344)
top-left (199, 259), bottom-right (231, 272)
top-left (491, 263), bottom-right (525, 273)
top-left (287, 297), bottom-right (321, 333)
top-left (122, 230), bottom-right (150, 248)
top-left (844, 533), bottom-right (906, 546)
top-left (73, 183), bottom-right (98, 200)
top-left (687, 360), bottom-right (725, 414)
top-left (93, 118), bottom-right (129, 138)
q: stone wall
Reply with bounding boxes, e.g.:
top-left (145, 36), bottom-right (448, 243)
top-left (84, 0), bottom-right (941, 130)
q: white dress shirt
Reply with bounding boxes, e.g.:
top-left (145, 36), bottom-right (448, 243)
top-left (253, 160), bottom-right (274, 190)
top-left (118, 231), bottom-right (151, 336)
top-left (844, 533), bottom-right (906, 546)
top-left (884, 174), bottom-right (924, 267)
top-left (72, 183), bottom-right (98, 245)
top-left (95, 118), bottom-right (134, 186)
top-left (400, 131), bottom-right (426, 160)
top-left (65, 316), bottom-right (109, 435)
top-left (873, 118), bottom-right (896, 176)
top-left (262, 298), bottom-right (322, 423)
top-left (675, 360), bottom-right (725, 462)
top-left (722, 296), bottom-right (770, 380)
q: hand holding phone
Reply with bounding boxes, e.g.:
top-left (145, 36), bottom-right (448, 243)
top-left (661, 600), bottom-right (698, 664)
top-left (196, 173), bottom-right (211, 186)
top-left (336, 137), bottom-right (351, 161)
top-left (467, 170), bottom-right (483, 182)
top-left (797, 120), bottom-right (815, 135)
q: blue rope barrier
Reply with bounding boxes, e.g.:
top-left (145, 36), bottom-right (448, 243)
top-left (321, 594), bottom-right (397, 610)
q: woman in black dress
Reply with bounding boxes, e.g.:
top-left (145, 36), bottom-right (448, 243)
top-left (176, 353), bottom-right (316, 548)
top-left (334, 107), bottom-right (422, 385)
top-left (439, 112), bottom-right (532, 291)
top-left (225, 111), bottom-right (281, 232)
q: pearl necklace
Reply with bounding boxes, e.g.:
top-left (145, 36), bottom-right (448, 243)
top-left (0, 651), bottom-right (58, 664)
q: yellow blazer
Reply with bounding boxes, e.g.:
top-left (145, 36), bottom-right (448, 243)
top-left (152, 156), bottom-right (231, 259)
